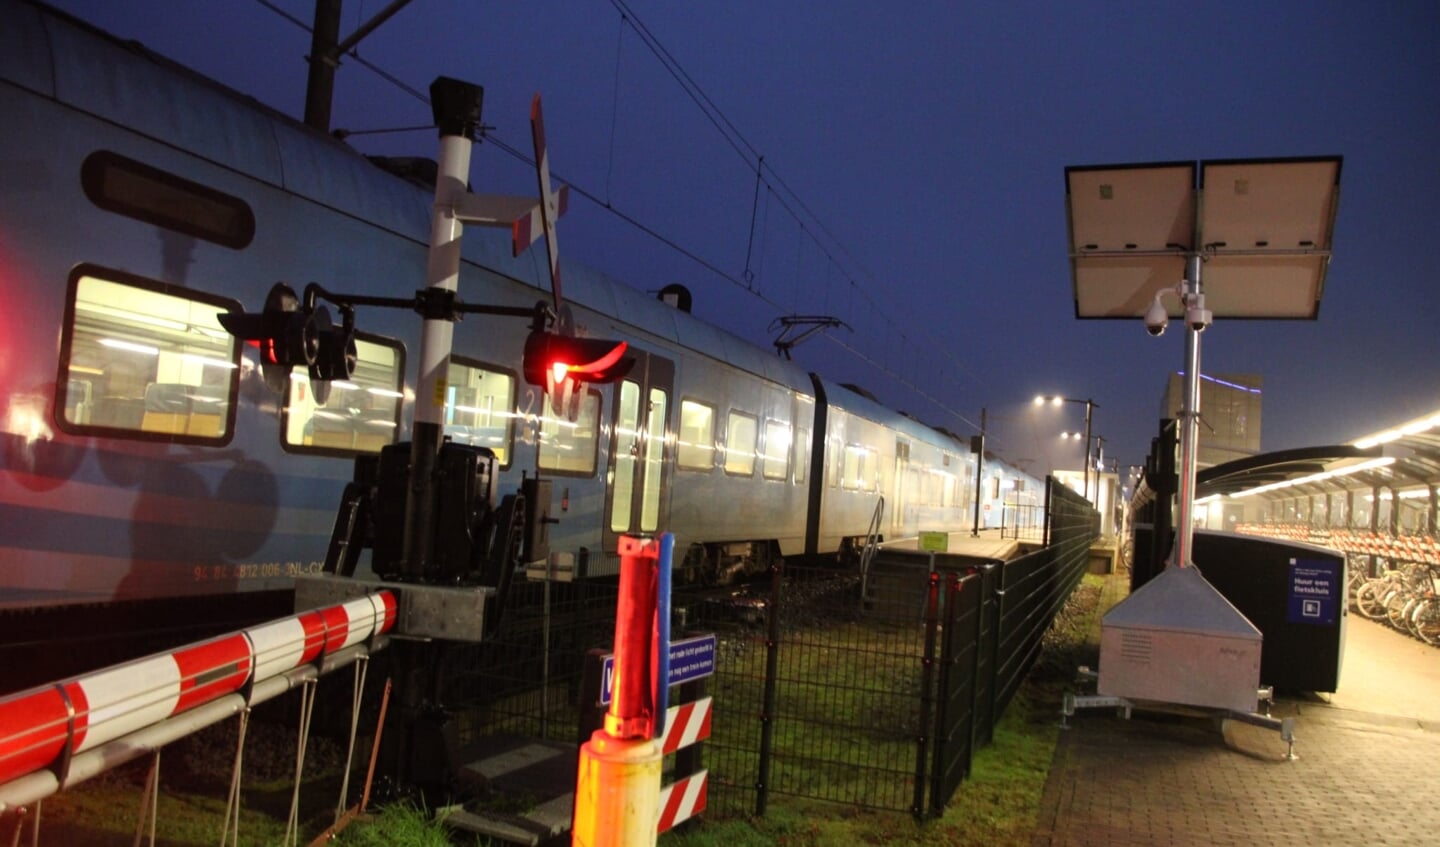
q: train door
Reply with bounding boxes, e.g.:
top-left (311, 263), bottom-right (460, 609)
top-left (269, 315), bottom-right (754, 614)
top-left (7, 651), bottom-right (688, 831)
top-left (893, 438), bottom-right (910, 534)
top-left (604, 351), bottom-right (675, 549)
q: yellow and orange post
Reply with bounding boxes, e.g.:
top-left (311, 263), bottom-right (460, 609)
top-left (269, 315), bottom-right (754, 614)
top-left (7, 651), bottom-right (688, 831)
top-left (572, 533), bottom-right (673, 847)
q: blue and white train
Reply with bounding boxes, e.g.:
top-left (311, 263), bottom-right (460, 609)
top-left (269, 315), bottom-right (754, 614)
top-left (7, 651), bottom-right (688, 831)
top-left (0, 0), bottom-right (1039, 644)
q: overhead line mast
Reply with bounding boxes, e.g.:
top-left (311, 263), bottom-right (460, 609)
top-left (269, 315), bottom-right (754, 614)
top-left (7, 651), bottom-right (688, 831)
top-left (303, 0), bottom-right (415, 133)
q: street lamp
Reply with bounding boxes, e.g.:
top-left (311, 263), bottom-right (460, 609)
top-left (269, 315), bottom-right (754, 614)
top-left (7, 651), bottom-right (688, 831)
top-left (1035, 394), bottom-right (1096, 500)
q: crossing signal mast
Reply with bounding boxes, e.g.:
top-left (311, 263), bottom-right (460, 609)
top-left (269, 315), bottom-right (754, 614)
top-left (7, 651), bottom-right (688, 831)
top-left (213, 77), bottom-right (640, 793)
top-left (218, 79), bottom-right (634, 569)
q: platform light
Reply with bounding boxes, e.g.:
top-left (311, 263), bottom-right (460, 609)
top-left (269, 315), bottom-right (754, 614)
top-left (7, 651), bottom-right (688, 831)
top-left (1354, 412), bottom-right (1440, 448)
top-left (1229, 456), bottom-right (1396, 498)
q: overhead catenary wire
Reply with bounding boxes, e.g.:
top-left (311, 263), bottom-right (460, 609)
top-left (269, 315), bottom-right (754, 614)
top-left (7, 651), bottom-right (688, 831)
top-left (600, 1), bottom-right (992, 406)
top-left (251, 0), bottom-right (990, 435)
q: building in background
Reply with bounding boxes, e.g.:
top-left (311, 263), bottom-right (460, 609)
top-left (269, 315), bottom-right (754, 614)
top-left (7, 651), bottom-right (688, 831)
top-left (1161, 372), bottom-right (1262, 468)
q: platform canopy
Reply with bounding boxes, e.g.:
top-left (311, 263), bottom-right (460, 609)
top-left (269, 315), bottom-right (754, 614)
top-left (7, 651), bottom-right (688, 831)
top-left (1065, 157), bottom-right (1342, 320)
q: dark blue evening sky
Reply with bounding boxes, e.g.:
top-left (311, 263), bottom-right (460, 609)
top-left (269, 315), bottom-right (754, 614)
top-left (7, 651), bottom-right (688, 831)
top-left (48, 0), bottom-right (1440, 475)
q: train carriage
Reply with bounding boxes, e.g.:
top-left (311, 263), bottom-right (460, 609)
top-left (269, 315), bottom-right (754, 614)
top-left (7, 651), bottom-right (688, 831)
top-left (0, 0), bottom-right (1040, 664)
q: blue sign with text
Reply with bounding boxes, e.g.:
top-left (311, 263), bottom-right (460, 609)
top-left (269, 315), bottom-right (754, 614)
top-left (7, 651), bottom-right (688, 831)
top-left (600, 633), bottom-right (717, 706)
top-left (1287, 558), bottom-right (1341, 625)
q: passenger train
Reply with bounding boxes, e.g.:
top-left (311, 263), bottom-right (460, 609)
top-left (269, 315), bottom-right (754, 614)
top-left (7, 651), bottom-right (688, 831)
top-left (0, 0), bottom-right (1040, 665)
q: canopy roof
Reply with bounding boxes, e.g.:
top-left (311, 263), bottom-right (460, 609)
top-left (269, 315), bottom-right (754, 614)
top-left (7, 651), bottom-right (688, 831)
top-left (1136, 409), bottom-right (1440, 508)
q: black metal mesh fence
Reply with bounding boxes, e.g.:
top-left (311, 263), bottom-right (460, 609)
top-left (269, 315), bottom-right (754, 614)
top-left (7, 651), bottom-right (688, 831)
top-left (442, 476), bottom-right (1099, 821)
top-left (678, 566), bottom-right (936, 817)
top-left (439, 577), bottom-right (619, 745)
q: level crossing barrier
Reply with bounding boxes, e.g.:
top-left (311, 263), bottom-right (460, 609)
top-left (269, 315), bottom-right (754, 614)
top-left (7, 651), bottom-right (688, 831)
top-left (0, 590), bottom-right (395, 824)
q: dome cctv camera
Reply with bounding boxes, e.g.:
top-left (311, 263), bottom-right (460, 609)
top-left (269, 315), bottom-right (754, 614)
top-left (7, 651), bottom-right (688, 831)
top-left (1185, 292), bottom-right (1212, 333)
top-left (1144, 296), bottom-right (1169, 337)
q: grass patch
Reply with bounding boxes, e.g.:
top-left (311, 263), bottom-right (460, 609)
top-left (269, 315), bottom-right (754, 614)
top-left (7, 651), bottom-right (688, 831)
top-left (334, 802), bottom-right (485, 846)
top-left (7, 573), bottom-right (1118, 847)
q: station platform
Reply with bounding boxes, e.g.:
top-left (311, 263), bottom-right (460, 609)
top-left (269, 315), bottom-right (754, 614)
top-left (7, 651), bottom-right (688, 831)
top-left (878, 528), bottom-right (1025, 561)
top-left (1034, 573), bottom-right (1440, 846)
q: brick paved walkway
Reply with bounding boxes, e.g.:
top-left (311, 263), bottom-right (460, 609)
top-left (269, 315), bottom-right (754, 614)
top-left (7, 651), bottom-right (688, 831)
top-left (1034, 579), bottom-right (1440, 847)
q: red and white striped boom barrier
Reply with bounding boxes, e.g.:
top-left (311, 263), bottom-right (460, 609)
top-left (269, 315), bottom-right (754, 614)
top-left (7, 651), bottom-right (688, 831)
top-left (0, 591), bottom-right (396, 811)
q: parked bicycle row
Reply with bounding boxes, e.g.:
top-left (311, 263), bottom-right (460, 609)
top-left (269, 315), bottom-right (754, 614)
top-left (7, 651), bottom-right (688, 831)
top-left (1349, 558), bottom-right (1440, 646)
top-left (1236, 523), bottom-right (1440, 567)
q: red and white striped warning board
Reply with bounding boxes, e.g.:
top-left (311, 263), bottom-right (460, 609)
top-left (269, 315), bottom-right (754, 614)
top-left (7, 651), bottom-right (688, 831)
top-left (658, 769), bottom-right (709, 833)
top-left (656, 695), bottom-right (712, 832)
top-left (658, 695), bottom-right (712, 756)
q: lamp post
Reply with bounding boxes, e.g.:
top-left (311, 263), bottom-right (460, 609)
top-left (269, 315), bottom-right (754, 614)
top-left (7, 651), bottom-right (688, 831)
top-left (1035, 395), bottom-right (1096, 500)
top-left (971, 408), bottom-right (987, 537)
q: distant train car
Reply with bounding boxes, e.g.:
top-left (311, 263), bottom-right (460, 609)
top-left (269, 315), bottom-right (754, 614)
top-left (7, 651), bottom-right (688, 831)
top-left (0, 0), bottom-right (1039, 649)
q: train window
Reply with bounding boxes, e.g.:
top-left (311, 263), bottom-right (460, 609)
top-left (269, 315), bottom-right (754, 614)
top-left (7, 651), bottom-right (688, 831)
top-left (794, 427), bottom-right (810, 485)
top-left (81, 152), bottom-right (255, 249)
top-left (724, 411), bottom-right (757, 476)
top-left (443, 358), bottom-right (515, 467)
top-left (642, 387), bottom-right (667, 529)
top-left (827, 435), bottom-right (842, 488)
top-left (677, 399), bottom-right (716, 471)
top-left (282, 334), bottom-right (404, 454)
top-left (841, 443), bottom-right (879, 491)
top-left (842, 444), bottom-right (863, 490)
top-left (762, 420), bottom-right (791, 481)
top-left (611, 381), bottom-right (641, 531)
top-left (539, 389), bottom-right (601, 476)
top-left (57, 269), bottom-right (239, 442)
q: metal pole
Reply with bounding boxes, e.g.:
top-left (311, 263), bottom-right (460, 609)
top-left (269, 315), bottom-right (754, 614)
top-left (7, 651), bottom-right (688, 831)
top-left (972, 409), bottom-right (986, 537)
top-left (302, 0), bottom-right (341, 132)
top-left (756, 559), bottom-right (783, 816)
top-left (401, 82), bottom-right (481, 577)
top-left (913, 570), bottom-right (941, 819)
top-left (572, 535), bottom-right (668, 847)
top-left (1082, 401), bottom-right (1093, 501)
top-left (1170, 254), bottom-right (1203, 569)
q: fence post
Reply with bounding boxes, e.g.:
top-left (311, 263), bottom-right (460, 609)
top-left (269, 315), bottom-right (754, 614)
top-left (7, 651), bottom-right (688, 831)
top-left (928, 570), bottom-right (964, 817)
top-left (755, 559), bottom-right (783, 817)
top-left (966, 568), bottom-right (985, 773)
top-left (913, 569), bottom-right (941, 818)
top-left (988, 562), bottom-right (1007, 744)
top-left (1043, 476), bottom-right (1054, 548)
